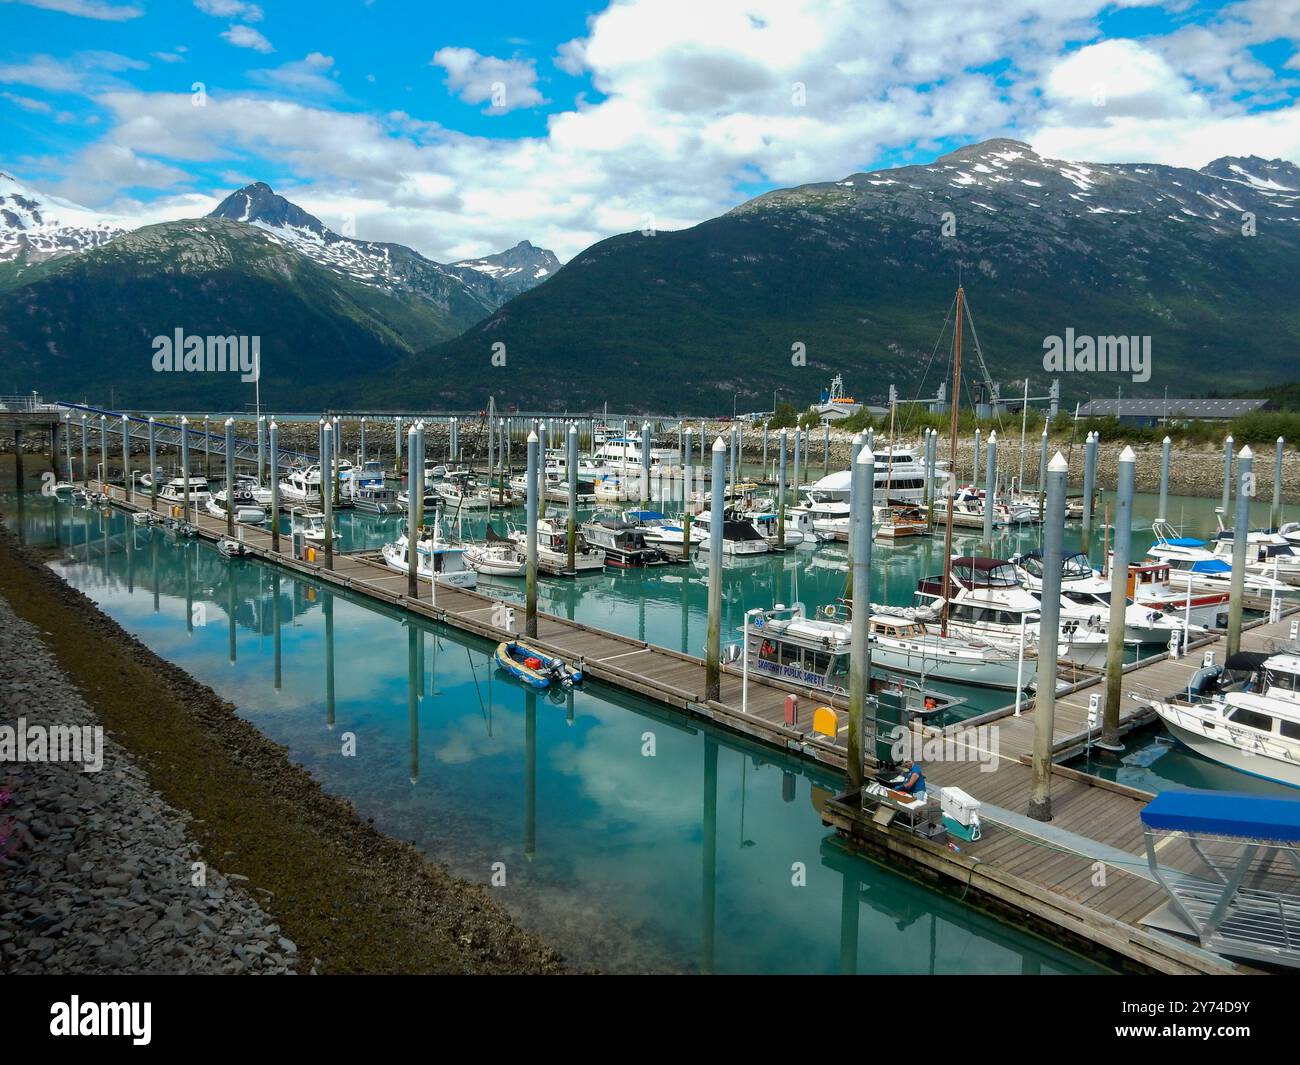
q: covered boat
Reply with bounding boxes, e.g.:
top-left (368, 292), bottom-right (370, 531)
top-left (494, 641), bottom-right (584, 689)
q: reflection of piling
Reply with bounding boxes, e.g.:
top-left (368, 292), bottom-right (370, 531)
top-left (272, 570), bottom-right (282, 689)
top-left (1101, 446), bottom-right (1136, 750)
top-left (702, 736), bottom-right (718, 975)
top-left (324, 589), bottom-right (335, 729)
top-left (269, 422), bottom-right (280, 552)
top-left (80, 415), bottom-right (88, 488)
top-left (1029, 451), bottom-right (1069, 822)
top-left (1272, 437), bottom-right (1285, 531)
top-left (839, 865), bottom-right (860, 975)
top-left (257, 416), bottom-right (266, 485)
top-left (99, 415), bottom-right (108, 488)
top-left (847, 445), bottom-right (874, 791)
top-left (705, 438), bottom-right (725, 701)
top-left (525, 688), bottom-right (537, 859)
top-left (408, 624), bottom-right (420, 785)
top-left (1226, 446), bottom-right (1254, 657)
top-left (224, 418), bottom-right (235, 536)
top-left (526, 431), bottom-right (539, 638)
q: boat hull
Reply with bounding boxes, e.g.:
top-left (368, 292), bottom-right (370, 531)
top-left (1154, 704), bottom-right (1300, 788)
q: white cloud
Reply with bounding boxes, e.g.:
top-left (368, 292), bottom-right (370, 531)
top-left (249, 53), bottom-right (340, 96)
top-left (221, 24), bottom-right (274, 53)
top-left (431, 47), bottom-right (545, 113)
top-left (2, 0), bottom-right (142, 20)
top-left (0, 50), bottom-right (145, 93)
top-left (194, 0), bottom-right (263, 20)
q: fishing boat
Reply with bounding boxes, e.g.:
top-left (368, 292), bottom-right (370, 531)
top-left (382, 531), bottom-right (478, 587)
top-left (464, 526), bottom-right (526, 577)
top-left (580, 515), bottom-right (669, 567)
top-left (290, 507), bottom-right (326, 545)
top-left (1150, 650), bottom-right (1300, 788)
top-left (740, 606), bottom-right (966, 718)
top-left (507, 516), bottom-right (607, 574)
top-left (811, 373), bottom-right (863, 422)
top-left (913, 556), bottom-right (1111, 668)
top-left (493, 640), bottom-right (584, 690)
top-left (623, 509), bottom-right (706, 557)
top-left (1121, 560), bottom-right (1230, 628)
top-left (692, 510), bottom-right (770, 556)
top-left (741, 508), bottom-right (807, 548)
top-left (352, 484), bottom-right (403, 514)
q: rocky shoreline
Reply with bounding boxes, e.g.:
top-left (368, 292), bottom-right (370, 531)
top-left (0, 516), bottom-right (568, 975)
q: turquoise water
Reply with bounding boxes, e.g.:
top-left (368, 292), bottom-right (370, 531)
top-left (11, 494), bottom-right (1105, 974)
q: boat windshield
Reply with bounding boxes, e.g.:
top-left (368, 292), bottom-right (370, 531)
top-left (1062, 553), bottom-right (1093, 578)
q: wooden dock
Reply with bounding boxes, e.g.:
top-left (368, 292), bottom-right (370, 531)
top-left (90, 481), bottom-right (1298, 975)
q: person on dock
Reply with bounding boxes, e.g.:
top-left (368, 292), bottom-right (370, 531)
top-left (895, 759), bottom-right (926, 802)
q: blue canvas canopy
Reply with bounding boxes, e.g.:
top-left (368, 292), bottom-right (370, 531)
top-left (1165, 537), bottom-right (1207, 547)
top-left (1142, 790), bottom-right (1300, 842)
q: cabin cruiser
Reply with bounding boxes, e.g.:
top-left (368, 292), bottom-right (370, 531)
top-left (692, 510), bottom-right (770, 556)
top-left (874, 504), bottom-right (927, 539)
top-left (1150, 651), bottom-right (1300, 788)
top-left (205, 484), bottom-right (266, 525)
top-left (1119, 561), bottom-right (1230, 628)
top-left (396, 485), bottom-right (441, 510)
top-left (623, 509), bottom-right (706, 557)
top-left (352, 484), bottom-right (403, 514)
top-left (793, 495), bottom-right (851, 541)
top-left (798, 445), bottom-right (948, 506)
top-left (593, 432), bottom-right (680, 477)
top-left (739, 508), bottom-right (808, 548)
top-left (936, 486), bottom-right (1036, 528)
top-left (1010, 549), bottom-right (1204, 646)
top-left (1209, 524), bottom-right (1300, 586)
top-left (740, 605), bottom-right (966, 718)
top-left (913, 556), bottom-right (1110, 668)
top-left (382, 532), bottom-right (478, 588)
top-left (580, 515), bottom-right (668, 567)
top-left (157, 476), bottom-right (213, 507)
top-left (1145, 521), bottom-right (1293, 598)
top-left (800, 604), bottom-right (1031, 690)
top-left (508, 516), bottom-right (607, 574)
top-left (280, 463), bottom-right (332, 505)
top-left (289, 507), bottom-right (327, 545)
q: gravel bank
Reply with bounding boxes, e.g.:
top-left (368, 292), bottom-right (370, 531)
top-left (0, 517), bottom-right (568, 975)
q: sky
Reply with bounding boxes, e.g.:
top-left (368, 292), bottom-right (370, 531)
top-left (2, 0), bottom-right (1299, 262)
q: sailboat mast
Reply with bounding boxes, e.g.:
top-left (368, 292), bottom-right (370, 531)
top-left (941, 287), bottom-right (963, 638)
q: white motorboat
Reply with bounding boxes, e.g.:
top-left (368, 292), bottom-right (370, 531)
top-left (913, 556), bottom-right (1110, 668)
top-left (353, 484), bottom-right (403, 514)
top-left (1121, 560), bottom-right (1230, 628)
top-left (157, 476), bottom-right (212, 508)
top-left (593, 431), bottom-right (680, 477)
top-left (623, 509), bottom-right (706, 556)
top-left (1145, 521), bottom-right (1294, 598)
top-left (692, 510), bottom-right (770, 556)
top-left (290, 507), bottom-right (326, 545)
top-left (435, 472), bottom-right (492, 510)
top-left (464, 528), bottom-right (526, 577)
top-left (792, 495), bottom-right (851, 541)
top-left (580, 515), bottom-right (669, 566)
top-left (205, 492), bottom-right (266, 526)
top-left (873, 503), bottom-right (927, 539)
top-left (1210, 523), bottom-right (1300, 586)
top-left (799, 442), bottom-right (948, 506)
top-left (1011, 549), bottom-right (1205, 646)
top-left (280, 460), bottom-right (356, 505)
top-left (740, 605), bottom-right (966, 718)
top-left (1150, 650), bottom-right (1300, 788)
top-left (382, 532), bottom-right (478, 588)
top-left (741, 509), bottom-right (806, 548)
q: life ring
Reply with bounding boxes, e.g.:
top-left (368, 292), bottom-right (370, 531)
top-left (823, 604), bottom-right (837, 619)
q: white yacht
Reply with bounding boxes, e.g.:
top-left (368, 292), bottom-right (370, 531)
top-left (290, 507), bottom-right (326, 545)
top-left (593, 432), bottom-right (680, 477)
top-left (1145, 521), bottom-right (1294, 598)
top-left (382, 532), bottom-right (477, 588)
top-left (623, 509), bottom-right (706, 557)
top-left (800, 444), bottom-right (947, 506)
top-left (912, 556), bottom-right (1110, 668)
top-left (692, 510), bottom-right (770, 556)
top-left (508, 516), bottom-right (607, 574)
top-left (205, 487), bottom-right (266, 526)
top-left (1209, 524), bottom-right (1300, 586)
top-left (1151, 651), bottom-right (1300, 788)
top-left (157, 476), bottom-right (213, 507)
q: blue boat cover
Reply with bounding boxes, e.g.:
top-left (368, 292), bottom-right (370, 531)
top-left (1189, 559), bottom-right (1231, 573)
top-left (628, 510), bottom-right (666, 521)
top-left (1165, 537), bottom-right (1207, 547)
top-left (1142, 790), bottom-right (1300, 841)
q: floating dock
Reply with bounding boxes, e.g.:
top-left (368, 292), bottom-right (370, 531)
top-left (83, 479), bottom-right (1299, 974)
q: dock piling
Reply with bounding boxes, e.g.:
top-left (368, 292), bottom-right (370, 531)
top-left (180, 417), bottom-right (191, 523)
top-left (1037, 421), bottom-right (1048, 522)
top-left (526, 431), bottom-right (539, 638)
top-left (321, 421), bottom-right (333, 570)
top-left (1221, 434), bottom-right (1234, 517)
top-left (147, 417), bottom-right (157, 512)
top-left (269, 421), bottom-right (280, 552)
top-left (224, 418), bottom-right (235, 535)
top-left (1273, 437), bottom-right (1284, 530)
top-left (80, 414), bottom-right (87, 488)
top-left (1226, 445), bottom-right (1254, 656)
top-left (121, 416), bottom-right (131, 502)
top-left (1082, 431), bottom-right (1098, 555)
top-left (847, 444), bottom-right (874, 791)
top-left (983, 429), bottom-right (997, 554)
top-left (1029, 451), bottom-right (1069, 822)
top-left (777, 428), bottom-right (787, 548)
top-left (567, 423), bottom-right (577, 573)
top-left (705, 437), bottom-right (725, 702)
top-left (99, 415), bottom-right (107, 488)
top-left (1158, 435), bottom-right (1171, 523)
top-left (1101, 446), bottom-right (1136, 750)
top-left (405, 425), bottom-right (418, 597)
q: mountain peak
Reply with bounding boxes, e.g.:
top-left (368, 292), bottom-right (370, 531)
top-left (209, 182), bottom-right (329, 236)
top-left (934, 138), bottom-right (1037, 166)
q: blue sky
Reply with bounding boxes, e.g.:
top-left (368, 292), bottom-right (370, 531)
top-left (2, 0), bottom-right (1298, 261)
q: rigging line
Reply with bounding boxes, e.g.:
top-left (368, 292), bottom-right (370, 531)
top-left (898, 293), bottom-right (957, 438)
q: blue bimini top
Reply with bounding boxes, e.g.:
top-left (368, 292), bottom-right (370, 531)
top-left (1142, 790), bottom-right (1300, 842)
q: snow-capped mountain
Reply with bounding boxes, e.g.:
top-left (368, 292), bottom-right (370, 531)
top-left (0, 172), bottom-right (127, 264)
top-left (207, 182), bottom-right (558, 312)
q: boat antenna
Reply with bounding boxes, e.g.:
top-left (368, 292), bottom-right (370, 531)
top-left (941, 285), bottom-right (963, 638)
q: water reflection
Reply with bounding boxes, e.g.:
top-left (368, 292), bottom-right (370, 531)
top-left (13, 496), bottom-right (1105, 974)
